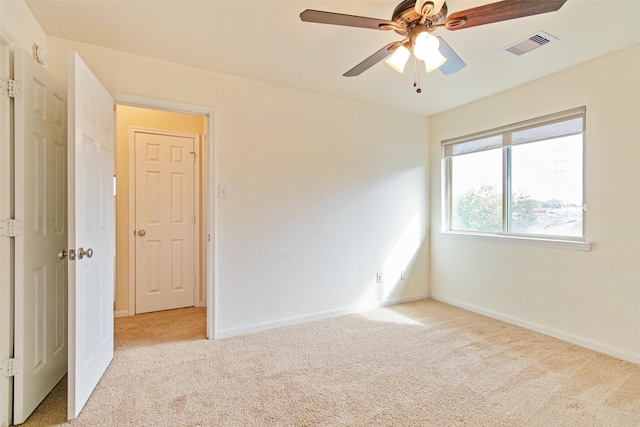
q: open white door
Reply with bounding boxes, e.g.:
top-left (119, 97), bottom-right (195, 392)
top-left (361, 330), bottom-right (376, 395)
top-left (13, 48), bottom-right (68, 425)
top-left (67, 52), bottom-right (115, 419)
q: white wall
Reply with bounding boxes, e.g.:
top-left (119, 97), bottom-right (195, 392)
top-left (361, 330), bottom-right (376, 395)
top-left (0, 0), bottom-right (47, 55)
top-left (429, 44), bottom-right (640, 363)
top-left (45, 37), bottom-right (430, 336)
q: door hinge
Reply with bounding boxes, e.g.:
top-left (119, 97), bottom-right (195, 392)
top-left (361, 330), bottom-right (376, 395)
top-left (0, 219), bottom-right (23, 237)
top-left (0, 78), bottom-right (22, 98)
top-left (1, 358), bottom-right (21, 377)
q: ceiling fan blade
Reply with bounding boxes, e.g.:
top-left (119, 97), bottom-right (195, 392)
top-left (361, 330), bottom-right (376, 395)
top-left (445, 0), bottom-right (568, 31)
top-left (343, 43), bottom-right (400, 77)
top-left (415, 0), bottom-right (428, 15)
top-left (300, 9), bottom-right (396, 31)
top-left (415, 0), bottom-right (445, 16)
top-left (437, 37), bottom-right (466, 76)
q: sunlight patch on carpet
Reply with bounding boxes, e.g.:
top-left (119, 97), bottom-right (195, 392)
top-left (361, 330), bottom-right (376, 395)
top-left (359, 307), bottom-right (423, 326)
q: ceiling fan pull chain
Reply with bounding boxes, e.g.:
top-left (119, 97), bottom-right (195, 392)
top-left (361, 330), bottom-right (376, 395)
top-left (413, 56), bottom-right (422, 94)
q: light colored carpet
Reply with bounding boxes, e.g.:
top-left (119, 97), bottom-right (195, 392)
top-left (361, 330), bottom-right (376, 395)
top-left (21, 300), bottom-right (640, 426)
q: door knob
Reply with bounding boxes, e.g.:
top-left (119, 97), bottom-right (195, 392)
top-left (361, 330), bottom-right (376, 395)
top-left (138, 229), bottom-right (146, 236)
top-left (77, 247), bottom-right (93, 260)
top-left (58, 249), bottom-right (67, 260)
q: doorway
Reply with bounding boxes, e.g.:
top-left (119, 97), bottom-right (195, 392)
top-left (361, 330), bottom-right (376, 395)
top-left (114, 105), bottom-right (208, 316)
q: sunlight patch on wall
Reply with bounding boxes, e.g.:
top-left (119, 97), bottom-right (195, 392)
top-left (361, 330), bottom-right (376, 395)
top-left (355, 211), bottom-right (422, 309)
top-left (382, 212), bottom-right (421, 300)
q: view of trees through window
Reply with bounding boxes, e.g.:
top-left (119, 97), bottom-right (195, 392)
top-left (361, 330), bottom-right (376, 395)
top-left (445, 109), bottom-right (585, 239)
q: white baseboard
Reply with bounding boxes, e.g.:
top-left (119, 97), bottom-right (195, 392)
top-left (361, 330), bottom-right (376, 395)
top-left (215, 293), bottom-right (430, 339)
top-left (430, 293), bottom-right (640, 366)
top-left (114, 310), bottom-right (130, 318)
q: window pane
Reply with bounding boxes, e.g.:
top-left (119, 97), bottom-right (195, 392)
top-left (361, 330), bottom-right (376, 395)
top-left (510, 135), bottom-right (583, 237)
top-left (451, 149), bottom-right (503, 232)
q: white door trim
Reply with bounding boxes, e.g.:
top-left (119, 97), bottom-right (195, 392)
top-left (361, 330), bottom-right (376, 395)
top-left (113, 93), bottom-right (216, 340)
top-left (129, 126), bottom-right (201, 314)
top-left (0, 28), bottom-right (14, 427)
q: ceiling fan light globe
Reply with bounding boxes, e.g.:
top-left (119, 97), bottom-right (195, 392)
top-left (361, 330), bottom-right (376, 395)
top-left (424, 50), bottom-right (447, 73)
top-left (413, 32), bottom-right (440, 61)
top-left (385, 45), bottom-right (411, 73)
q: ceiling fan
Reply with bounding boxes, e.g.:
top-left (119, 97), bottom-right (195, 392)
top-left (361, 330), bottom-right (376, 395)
top-left (300, 0), bottom-right (568, 82)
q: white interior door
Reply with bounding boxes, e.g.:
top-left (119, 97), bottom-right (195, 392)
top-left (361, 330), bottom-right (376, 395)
top-left (67, 52), bottom-right (115, 420)
top-left (13, 48), bottom-right (68, 425)
top-left (134, 130), bottom-right (196, 314)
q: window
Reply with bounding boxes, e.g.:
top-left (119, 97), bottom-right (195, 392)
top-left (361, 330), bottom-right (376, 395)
top-left (442, 107), bottom-right (585, 242)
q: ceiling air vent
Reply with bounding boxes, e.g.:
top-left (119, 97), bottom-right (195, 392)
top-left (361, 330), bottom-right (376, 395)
top-left (502, 31), bottom-right (558, 56)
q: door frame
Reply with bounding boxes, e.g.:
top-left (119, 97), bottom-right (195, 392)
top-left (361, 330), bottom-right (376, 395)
top-left (0, 28), bottom-right (14, 427)
top-left (113, 93), bottom-right (216, 339)
top-left (129, 126), bottom-right (201, 314)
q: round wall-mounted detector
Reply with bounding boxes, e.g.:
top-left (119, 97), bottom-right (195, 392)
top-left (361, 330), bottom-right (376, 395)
top-left (35, 45), bottom-right (48, 65)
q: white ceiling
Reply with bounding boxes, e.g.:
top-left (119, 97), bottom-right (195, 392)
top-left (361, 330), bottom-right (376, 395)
top-left (25, 0), bottom-right (640, 116)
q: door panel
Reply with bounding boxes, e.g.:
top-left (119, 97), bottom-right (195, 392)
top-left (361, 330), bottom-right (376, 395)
top-left (67, 52), bottom-right (115, 420)
top-left (134, 131), bottom-right (196, 314)
top-left (13, 48), bottom-right (68, 425)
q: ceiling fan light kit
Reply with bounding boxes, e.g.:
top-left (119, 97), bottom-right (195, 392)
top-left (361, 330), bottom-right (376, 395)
top-left (385, 44), bottom-right (411, 73)
top-left (423, 49), bottom-right (447, 73)
top-left (385, 31), bottom-right (447, 75)
top-left (412, 32), bottom-right (439, 61)
top-left (300, 0), bottom-right (568, 91)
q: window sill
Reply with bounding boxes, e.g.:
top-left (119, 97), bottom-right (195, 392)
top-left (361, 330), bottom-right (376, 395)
top-left (439, 231), bottom-right (591, 252)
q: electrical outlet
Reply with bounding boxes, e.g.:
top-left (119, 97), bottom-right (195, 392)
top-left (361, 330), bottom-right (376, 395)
top-left (376, 273), bottom-right (382, 283)
top-left (401, 269), bottom-right (407, 280)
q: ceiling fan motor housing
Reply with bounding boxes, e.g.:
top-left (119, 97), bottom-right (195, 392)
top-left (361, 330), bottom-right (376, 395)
top-left (392, 0), bottom-right (449, 34)
top-left (392, 0), bottom-right (421, 25)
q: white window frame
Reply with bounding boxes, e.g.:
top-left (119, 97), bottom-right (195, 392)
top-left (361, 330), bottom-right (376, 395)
top-left (441, 107), bottom-right (590, 251)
